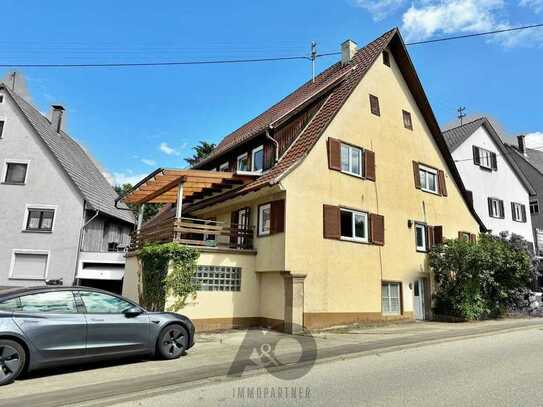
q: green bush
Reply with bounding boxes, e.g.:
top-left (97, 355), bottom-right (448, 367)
top-left (429, 233), bottom-right (533, 320)
top-left (137, 243), bottom-right (200, 312)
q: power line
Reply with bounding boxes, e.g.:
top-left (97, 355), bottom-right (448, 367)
top-left (406, 23), bottom-right (543, 45)
top-left (1, 23), bottom-right (541, 69)
top-left (0, 55), bottom-right (311, 68)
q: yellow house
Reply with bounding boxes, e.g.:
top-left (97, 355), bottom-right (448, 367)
top-left (120, 28), bottom-right (483, 333)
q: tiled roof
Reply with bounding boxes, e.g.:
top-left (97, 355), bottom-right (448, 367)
top-left (443, 117), bottom-right (535, 195)
top-left (442, 117), bottom-right (486, 152)
top-left (186, 28), bottom-right (485, 230)
top-left (2, 85), bottom-right (136, 224)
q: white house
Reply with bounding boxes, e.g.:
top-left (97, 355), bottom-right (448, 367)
top-left (0, 77), bottom-right (135, 292)
top-left (443, 117), bottom-right (535, 244)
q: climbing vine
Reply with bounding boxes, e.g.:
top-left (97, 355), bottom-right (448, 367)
top-left (137, 243), bottom-right (200, 312)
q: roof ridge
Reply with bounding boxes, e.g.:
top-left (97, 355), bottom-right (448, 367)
top-left (443, 116), bottom-right (486, 133)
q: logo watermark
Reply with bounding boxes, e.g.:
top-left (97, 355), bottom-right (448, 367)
top-left (227, 323), bottom-right (317, 380)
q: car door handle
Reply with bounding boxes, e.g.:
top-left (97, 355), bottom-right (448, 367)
top-left (90, 318), bottom-right (105, 322)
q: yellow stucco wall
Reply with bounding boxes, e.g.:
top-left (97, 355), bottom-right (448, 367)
top-left (177, 250), bottom-right (259, 320)
top-left (281, 47), bottom-right (480, 316)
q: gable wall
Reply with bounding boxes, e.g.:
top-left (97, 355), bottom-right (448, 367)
top-left (452, 127), bottom-right (533, 241)
top-left (281, 48), bottom-right (480, 317)
top-left (0, 89), bottom-right (84, 286)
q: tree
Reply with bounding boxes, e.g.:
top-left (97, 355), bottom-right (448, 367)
top-left (429, 233), bottom-right (533, 320)
top-left (184, 141), bottom-right (216, 167)
top-left (114, 183), bottom-right (162, 223)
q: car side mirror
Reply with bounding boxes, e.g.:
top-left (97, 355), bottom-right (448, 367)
top-left (123, 306), bottom-right (143, 318)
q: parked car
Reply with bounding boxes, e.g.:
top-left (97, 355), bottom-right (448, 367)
top-left (0, 286), bottom-right (195, 385)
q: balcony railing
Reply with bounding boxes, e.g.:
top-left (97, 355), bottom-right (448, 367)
top-left (130, 216), bottom-right (254, 251)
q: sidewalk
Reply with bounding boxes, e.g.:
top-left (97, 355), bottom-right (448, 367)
top-left (1, 318), bottom-right (542, 407)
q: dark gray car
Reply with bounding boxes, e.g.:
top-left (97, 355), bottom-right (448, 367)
top-left (0, 286), bottom-right (195, 385)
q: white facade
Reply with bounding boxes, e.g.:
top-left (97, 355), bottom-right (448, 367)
top-left (452, 126), bottom-right (533, 242)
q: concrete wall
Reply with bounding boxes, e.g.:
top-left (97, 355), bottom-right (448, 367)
top-left (0, 88), bottom-right (84, 286)
top-left (281, 47), bottom-right (480, 326)
top-left (452, 127), bottom-right (533, 242)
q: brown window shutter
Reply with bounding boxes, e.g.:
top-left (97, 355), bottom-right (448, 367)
top-left (413, 161), bottom-right (421, 189)
top-left (328, 138), bottom-right (341, 171)
top-left (369, 94), bottom-right (380, 116)
top-left (499, 200), bottom-right (505, 218)
top-left (323, 205), bottom-right (340, 239)
top-left (364, 149), bottom-right (376, 181)
top-left (458, 231), bottom-right (465, 240)
top-left (490, 152), bottom-right (498, 171)
top-left (511, 202), bottom-right (516, 220)
top-left (470, 233), bottom-right (477, 243)
top-left (521, 204), bottom-right (527, 222)
top-left (433, 225), bottom-right (443, 245)
top-left (426, 226), bottom-right (435, 250)
top-left (438, 170), bottom-right (447, 196)
top-left (370, 213), bottom-right (385, 245)
top-left (270, 199), bottom-right (285, 234)
top-left (263, 143), bottom-right (275, 170)
top-left (473, 146), bottom-right (480, 165)
top-left (488, 197), bottom-right (493, 217)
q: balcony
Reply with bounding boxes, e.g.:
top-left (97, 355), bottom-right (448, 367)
top-left (130, 216), bottom-right (255, 251)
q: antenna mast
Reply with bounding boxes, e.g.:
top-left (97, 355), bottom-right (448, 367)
top-left (311, 41), bottom-right (317, 83)
top-left (457, 106), bottom-right (466, 126)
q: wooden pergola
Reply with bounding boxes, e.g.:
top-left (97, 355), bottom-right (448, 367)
top-left (119, 168), bottom-right (253, 230)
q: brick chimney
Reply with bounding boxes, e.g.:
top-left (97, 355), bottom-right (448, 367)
top-left (517, 135), bottom-right (527, 156)
top-left (341, 39), bottom-right (357, 65)
top-left (50, 105), bottom-right (65, 133)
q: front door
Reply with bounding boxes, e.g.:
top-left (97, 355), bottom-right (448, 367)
top-left (12, 290), bottom-right (87, 361)
top-left (78, 290), bottom-right (151, 356)
top-left (413, 279), bottom-right (425, 320)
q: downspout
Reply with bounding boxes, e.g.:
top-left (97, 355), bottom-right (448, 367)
top-left (72, 203), bottom-right (100, 285)
top-left (266, 127), bottom-right (279, 164)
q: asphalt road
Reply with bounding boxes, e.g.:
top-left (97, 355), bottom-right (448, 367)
top-left (88, 327), bottom-right (543, 407)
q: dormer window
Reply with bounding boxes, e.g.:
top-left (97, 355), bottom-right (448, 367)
top-left (219, 162), bottom-right (230, 172)
top-left (237, 153), bottom-right (249, 172)
top-left (251, 145), bottom-right (264, 173)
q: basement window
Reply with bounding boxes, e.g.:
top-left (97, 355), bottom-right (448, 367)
top-left (194, 265), bottom-right (241, 292)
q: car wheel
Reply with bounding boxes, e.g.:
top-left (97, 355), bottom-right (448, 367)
top-left (157, 324), bottom-right (188, 360)
top-left (0, 340), bottom-right (26, 386)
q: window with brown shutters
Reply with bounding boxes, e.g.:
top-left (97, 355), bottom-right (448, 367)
top-left (488, 197), bottom-right (504, 218)
top-left (369, 94), bottom-right (380, 116)
top-left (323, 205), bottom-right (341, 240)
top-left (370, 213), bottom-right (385, 245)
top-left (413, 161), bottom-right (447, 196)
top-left (327, 138), bottom-right (375, 182)
top-left (473, 145), bottom-right (497, 171)
top-left (511, 202), bottom-right (527, 223)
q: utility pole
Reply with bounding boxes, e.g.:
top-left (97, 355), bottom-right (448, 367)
top-left (311, 41), bottom-right (317, 83)
top-left (457, 106), bottom-right (466, 126)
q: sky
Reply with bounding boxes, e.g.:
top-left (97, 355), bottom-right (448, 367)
top-left (2, 0), bottom-right (543, 185)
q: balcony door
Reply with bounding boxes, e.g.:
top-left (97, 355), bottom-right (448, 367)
top-left (230, 208), bottom-right (250, 248)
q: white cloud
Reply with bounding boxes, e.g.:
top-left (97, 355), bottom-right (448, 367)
top-left (353, 0), bottom-right (406, 21)
top-left (520, 0), bottom-right (543, 13)
top-left (103, 170), bottom-right (148, 186)
top-left (140, 158), bottom-right (156, 166)
top-left (159, 142), bottom-right (181, 156)
top-left (401, 0), bottom-right (505, 42)
top-left (524, 132), bottom-right (543, 148)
